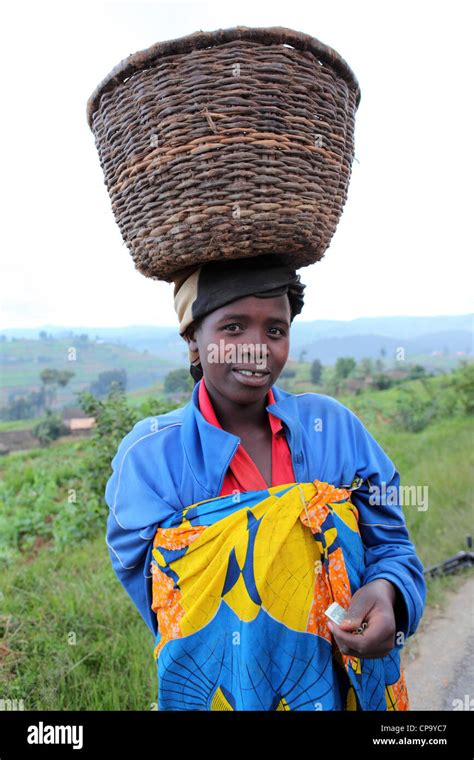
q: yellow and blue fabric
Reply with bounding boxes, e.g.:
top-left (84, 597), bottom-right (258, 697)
top-left (105, 381), bottom-right (427, 678)
top-left (150, 478), bottom-right (410, 711)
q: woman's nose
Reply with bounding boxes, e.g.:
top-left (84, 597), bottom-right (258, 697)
top-left (237, 330), bottom-right (270, 361)
top-left (242, 326), bottom-right (267, 346)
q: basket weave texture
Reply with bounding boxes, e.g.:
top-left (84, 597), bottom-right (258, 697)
top-left (87, 26), bottom-right (361, 282)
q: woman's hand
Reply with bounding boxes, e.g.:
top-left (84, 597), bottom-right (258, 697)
top-left (327, 579), bottom-right (397, 659)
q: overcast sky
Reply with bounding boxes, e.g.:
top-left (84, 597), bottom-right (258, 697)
top-left (1, 0), bottom-right (472, 329)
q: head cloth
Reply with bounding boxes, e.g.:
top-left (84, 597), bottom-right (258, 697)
top-left (172, 254), bottom-right (306, 383)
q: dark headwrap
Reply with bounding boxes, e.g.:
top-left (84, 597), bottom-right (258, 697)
top-left (172, 255), bottom-right (306, 383)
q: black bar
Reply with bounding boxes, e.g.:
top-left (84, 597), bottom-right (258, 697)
top-left (0, 709), bottom-right (471, 757)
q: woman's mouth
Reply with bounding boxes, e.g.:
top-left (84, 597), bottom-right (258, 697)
top-left (231, 367), bottom-right (271, 387)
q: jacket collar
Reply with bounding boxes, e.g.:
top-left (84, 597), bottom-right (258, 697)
top-left (181, 379), bottom-right (303, 496)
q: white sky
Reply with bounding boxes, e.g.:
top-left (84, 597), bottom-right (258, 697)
top-left (1, 0), bottom-right (472, 329)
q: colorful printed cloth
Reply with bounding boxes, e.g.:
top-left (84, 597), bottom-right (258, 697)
top-left (150, 479), bottom-right (410, 711)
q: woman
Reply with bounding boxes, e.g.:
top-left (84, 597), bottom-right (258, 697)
top-left (105, 255), bottom-right (426, 711)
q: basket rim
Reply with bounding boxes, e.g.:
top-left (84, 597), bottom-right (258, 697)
top-left (86, 25), bottom-right (361, 129)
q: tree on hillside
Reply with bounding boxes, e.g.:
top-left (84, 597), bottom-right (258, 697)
top-left (310, 359), bottom-right (323, 385)
top-left (371, 373), bottom-right (394, 390)
top-left (164, 369), bottom-right (193, 394)
top-left (449, 363), bottom-right (474, 414)
top-left (89, 369), bottom-right (127, 398)
top-left (33, 410), bottom-right (68, 446)
top-left (335, 357), bottom-right (356, 381)
top-left (358, 357), bottom-right (374, 378)
top-left (0, 387), bottom-right (48, 421)
top-left (298, 349), bottom-right (308, 363)
top-left (40, 369), bottom-right (75, 410)
top-left (407, 364), bottom-right (426, 380)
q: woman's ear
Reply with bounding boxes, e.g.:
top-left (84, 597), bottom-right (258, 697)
top-left (184, 324), bottom-right (199, 352)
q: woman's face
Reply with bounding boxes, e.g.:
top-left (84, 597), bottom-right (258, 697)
top-left (186, 294), bottom-right (291, 404)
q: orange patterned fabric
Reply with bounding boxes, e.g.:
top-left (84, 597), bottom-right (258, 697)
top-left (150, 479), bottom-right (411, 710)
top-left (151, 524), bottom-right (205, 658)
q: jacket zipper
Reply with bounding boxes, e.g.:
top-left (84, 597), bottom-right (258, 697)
top-left (215, 438), bottom-right (241, 496)
top-left (282, 420), bottom-right (305, 482)
top-left (215, 415), bottom-right (305, 491)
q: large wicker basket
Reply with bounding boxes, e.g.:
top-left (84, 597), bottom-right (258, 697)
top-left (87, 26), bottom-right (361, 282)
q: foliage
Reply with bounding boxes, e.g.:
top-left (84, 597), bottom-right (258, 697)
top-left (0, 385), bottom-right (182, 565)
top-left (391, 386), bottom-right (437, 432)
top-left (407, 364), bottom-right (427, 380)
top-left (39, 368), bottom-right (75, 387)
top-left (39, 368), bottom-right (75, 411)
top-left (388, 371), bottom-right (467, 432)
top-left (89, 370), bottom-right (127, 397)
top-left (335, 357), bottom-right (357, 380)
top-left (357, 357), bottom-right (374, 378)
top-left (77, 385), bottom-right (179, 511)
top-left (33, 410), bottom-right (68, 445)
top-left (449, 362), bottom-right (474, 414)
top-left (164, 368), bottom-right (193, 394)
top-left (310, 359), bottom-right (323, 385)
top-left (371, 373), bottom-right (394, 391)
top-left (0, 387), bottom-right (46, 421)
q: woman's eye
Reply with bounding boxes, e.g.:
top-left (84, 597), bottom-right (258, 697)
top-left (223, 323), bottom-right (242, 332)
top-left (221, 323), bottom-right (285, 335)
top-left (269, 327), bottom-right (285, 336)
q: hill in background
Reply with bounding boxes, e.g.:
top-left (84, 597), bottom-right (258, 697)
top-left (0, 333), bottom-right (175, 408)
top-left (1, 314), bottom-right (472, 409)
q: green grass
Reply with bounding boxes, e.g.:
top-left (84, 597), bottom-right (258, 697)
top-left (360, 416), bottom-right (473, 570)
top-left (0, 536), bottom-right (156, 710)
top-left (0, 439), bottom-right (90, 564)
top-left (0, 417), bottom-right (41, 432)
top-left (0, 375), bottom-right (472, 709)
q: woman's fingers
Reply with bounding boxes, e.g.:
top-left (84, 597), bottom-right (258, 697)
top-left (327, 579), bottom-right (398, 658)
top-left (328, 609), bottom-right (396, 659)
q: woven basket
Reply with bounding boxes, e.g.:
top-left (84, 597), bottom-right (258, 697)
top-left (87, 26), bottom-right (361, 282)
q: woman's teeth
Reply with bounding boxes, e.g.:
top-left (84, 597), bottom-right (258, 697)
top-left (235, 369), bottom-right (266, 377)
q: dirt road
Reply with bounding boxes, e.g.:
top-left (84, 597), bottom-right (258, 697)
top-left (402, 574), bottom-right (474, 710)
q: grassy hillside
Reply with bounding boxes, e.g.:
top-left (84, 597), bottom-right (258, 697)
top-left (0, 336), bottom-right (175, 408)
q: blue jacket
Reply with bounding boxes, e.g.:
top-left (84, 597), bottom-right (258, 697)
top-left (105, 381), bottom-right (426, 642)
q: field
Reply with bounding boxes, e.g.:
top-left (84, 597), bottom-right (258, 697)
top-left (0, 369), bottom-right (473, 709)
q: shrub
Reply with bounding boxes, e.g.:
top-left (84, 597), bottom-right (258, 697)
top-left (164, 369), bottom-right (193, 394)
top-left (371, 373), bottom-right (394, 391)
top-left (391, 388), bottom-right (436, 432)
top-left (310, 359), bottom-right (323, 385)
top-left (33, 411), bottom-right (68, 446)
top-left (449, 363), bottom-right (474, 415)
top-left (77, 385), bottom-right (179, 509)
top-left (335, 357), bottom-right (356, 381)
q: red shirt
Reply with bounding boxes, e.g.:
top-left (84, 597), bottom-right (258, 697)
top-left (198, 377), bottom-right (296, 496)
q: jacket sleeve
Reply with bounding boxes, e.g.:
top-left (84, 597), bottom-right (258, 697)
top-left (346, 410), bottom-right (427, 647)
top-left (104, 420), bottom-right (178, 638)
